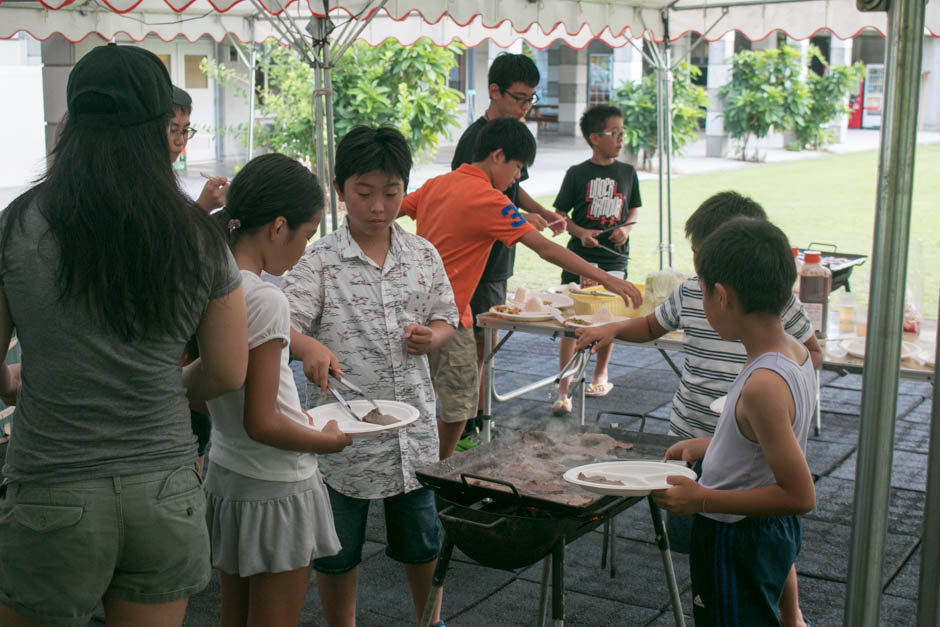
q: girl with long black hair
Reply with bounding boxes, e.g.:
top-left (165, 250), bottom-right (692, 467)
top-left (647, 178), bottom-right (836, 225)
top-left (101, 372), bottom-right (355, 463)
top-left (0, 44), bottom-right (248, 626)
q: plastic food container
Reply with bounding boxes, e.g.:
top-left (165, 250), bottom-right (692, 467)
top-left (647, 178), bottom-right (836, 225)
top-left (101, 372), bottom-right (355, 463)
top-left (571, 284), bottom-right (643, 317)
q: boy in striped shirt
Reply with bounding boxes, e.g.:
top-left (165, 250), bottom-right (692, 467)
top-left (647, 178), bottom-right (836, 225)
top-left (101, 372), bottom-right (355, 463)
top-left (575, 191), bottom-right (820, 627)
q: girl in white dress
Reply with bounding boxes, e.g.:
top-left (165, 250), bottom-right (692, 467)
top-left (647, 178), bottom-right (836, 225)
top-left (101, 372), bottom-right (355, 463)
top-left (204, 153), bottom-right (351, 626)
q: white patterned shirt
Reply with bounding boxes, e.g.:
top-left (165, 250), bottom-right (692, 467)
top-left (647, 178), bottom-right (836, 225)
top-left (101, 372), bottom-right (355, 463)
top-left (281, 220), bottom-right (458, 499)
top-left (655, 277), bottom-right (815, 439)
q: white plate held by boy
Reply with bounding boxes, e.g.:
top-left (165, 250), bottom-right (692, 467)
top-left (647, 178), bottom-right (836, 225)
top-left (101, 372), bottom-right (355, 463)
top-left (563, 460), bottom-right (698, 497)
top-left (307, 400), bottom-right (419, 438)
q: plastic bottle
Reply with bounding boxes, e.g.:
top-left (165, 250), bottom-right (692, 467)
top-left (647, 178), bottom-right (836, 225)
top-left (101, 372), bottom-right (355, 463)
top-left (799, 251), bottom-right (832, 339)
top-left (791, 246), bottom-right (802, 296)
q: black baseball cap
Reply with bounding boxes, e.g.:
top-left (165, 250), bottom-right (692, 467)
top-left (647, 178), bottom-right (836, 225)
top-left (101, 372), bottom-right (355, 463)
top-left (67, 43), bottom-right (172, 128)
top-left (172, 86), bottom-right (192, 109)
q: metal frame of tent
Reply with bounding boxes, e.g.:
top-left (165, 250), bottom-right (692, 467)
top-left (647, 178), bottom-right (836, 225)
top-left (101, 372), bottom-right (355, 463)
top-left (0, 0), bottom-right (938, 623)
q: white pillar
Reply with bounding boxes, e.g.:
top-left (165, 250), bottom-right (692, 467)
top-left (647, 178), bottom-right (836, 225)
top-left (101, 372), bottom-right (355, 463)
top-left (557, 45), bottom-right (587, 136)
top-left (705, 33), bottom-right (734, 158)
top-left (830, 36), bottom-right (855, 142)
top-left (612, 44), bottom-right (643, 88)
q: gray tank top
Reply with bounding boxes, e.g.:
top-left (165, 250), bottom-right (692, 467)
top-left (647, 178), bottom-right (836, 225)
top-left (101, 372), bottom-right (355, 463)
top-left (699, 349), bottom-right (816, 523)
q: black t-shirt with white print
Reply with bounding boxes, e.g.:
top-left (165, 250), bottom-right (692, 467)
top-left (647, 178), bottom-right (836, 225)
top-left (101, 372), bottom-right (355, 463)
top-left (553, 159), bottom-right (641, 268)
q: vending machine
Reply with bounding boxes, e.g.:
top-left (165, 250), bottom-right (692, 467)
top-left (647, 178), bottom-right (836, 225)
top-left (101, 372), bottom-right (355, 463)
top-left (848, 78), bottom-right (864, 129)
top-left (861, 64), bottom-right (884, 129)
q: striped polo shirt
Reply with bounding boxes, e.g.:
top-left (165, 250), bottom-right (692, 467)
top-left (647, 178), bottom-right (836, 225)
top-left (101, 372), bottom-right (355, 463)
top-left (655, 277), bottom-right (814, 439)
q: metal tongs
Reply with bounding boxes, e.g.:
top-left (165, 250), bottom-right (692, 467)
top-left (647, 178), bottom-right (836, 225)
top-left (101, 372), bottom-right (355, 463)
top-left (328, 371), bottom-right (381, 422)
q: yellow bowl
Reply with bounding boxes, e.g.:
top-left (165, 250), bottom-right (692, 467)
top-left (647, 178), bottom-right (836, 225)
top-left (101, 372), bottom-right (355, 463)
top-left (570, 284), bottom-right (644, 317)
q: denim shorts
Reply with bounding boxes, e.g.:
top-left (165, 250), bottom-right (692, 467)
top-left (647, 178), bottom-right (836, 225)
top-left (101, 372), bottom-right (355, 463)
top-left (313, 485), bottom-right (441, 574)
top-left (0, 465), bottom-right (210, 626)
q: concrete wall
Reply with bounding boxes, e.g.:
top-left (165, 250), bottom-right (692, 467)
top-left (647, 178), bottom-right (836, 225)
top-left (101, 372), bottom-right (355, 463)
top-left (922, 38), bottom-right (940, 132)
top-left (0, 36), bottom-right (45, 188)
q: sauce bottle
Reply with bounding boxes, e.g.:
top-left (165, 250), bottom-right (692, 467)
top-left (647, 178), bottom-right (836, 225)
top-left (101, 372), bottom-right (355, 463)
top-left (791, 246), bottom-right (802, 296)
top-left (799, 251), bottom-right (832, 339)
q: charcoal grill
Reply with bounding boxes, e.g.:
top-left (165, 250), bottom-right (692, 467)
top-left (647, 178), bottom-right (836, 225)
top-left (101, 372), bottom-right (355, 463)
top-left (800, 243), bottom-right (868, 292)
top-left (417, 426), bottom-right (686, 627)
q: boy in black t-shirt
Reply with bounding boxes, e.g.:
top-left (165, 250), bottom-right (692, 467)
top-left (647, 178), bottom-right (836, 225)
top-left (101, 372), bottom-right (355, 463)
top-left (552, 105), bottom-right (642, 414)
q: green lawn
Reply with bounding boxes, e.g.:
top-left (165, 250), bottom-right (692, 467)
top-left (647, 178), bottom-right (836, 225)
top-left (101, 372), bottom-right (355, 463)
top-left (508, 144), bottom-right (940, 318)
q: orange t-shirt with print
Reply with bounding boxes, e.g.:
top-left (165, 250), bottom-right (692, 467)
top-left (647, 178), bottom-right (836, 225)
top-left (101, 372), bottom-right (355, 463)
top-left (401, 164), bottom-right (535, 328)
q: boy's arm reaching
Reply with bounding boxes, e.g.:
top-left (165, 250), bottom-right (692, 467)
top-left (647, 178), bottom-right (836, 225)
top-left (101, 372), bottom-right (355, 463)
top-left (289, 328), bottom-right (342, 395)
top-left (518, 230), bottom-right (642, 308)
top-left (653, 369), bottom-right (816, 517)
top-left (517, 186), bottom-right (566, 235)
top-left (804, 334), bottom-right (823, 369)
top-left (574, 313), bottom-right (667, 352)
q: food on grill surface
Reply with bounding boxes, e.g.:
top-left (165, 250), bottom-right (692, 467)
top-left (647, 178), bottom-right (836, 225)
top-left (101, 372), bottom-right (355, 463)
top-left (454, 431), bottom-right (635, 506)
top-left (361, 408), bottom-right (399, 425)
top-left (564, 317), bottom-right (592, 326)
top-left (577, 472), bottom-right (624, 486)
top-left (493, 304), bottom-right (522, 315)
top-left (523, 295), bottom-right (545, 312)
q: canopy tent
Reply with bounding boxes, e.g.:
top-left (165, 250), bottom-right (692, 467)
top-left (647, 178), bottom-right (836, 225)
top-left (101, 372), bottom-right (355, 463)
top-left (2, 0), bottom-right (939, 43)
top-left (1, 1), bottom-right (938, 624)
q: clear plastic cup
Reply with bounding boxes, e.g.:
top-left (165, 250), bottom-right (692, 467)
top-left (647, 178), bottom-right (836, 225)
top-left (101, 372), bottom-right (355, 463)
top-left (855, 304), bottom-right (868, 337)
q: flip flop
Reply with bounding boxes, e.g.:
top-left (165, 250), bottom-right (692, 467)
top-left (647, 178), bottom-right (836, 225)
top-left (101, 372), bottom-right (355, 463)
top-left (585, 382), bottom-right (614, 397)
top-left (551, 397), bottom-right (572, 415)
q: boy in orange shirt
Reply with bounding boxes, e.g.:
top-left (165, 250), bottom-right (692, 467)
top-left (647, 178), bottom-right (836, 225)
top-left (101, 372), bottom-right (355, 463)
top-left (400, 117), bottom-right (643, 459)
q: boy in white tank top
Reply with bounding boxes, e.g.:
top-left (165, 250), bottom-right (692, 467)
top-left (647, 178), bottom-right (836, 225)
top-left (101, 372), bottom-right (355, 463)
top-left (652, 217), bottom-right (817, 626)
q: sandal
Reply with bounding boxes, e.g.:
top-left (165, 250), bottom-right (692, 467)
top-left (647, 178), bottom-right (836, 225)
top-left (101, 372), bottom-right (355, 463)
top-left (551, 397), bottom-right (572, 415)
top-left (585, 382), bottom-right (614, 397)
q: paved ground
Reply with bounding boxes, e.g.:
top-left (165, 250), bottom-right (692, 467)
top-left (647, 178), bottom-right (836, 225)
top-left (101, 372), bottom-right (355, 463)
top-left (174, 331), bottom-right (932, 626)
top-left (2, 129), bottom-right (935, 626)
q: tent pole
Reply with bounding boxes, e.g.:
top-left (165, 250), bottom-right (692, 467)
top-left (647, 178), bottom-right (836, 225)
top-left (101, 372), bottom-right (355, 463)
top-left (248, 19), bottom-right (256, 160)
top-left (324, 61), bottom-right (338, 229)
top-left (662, 11), bottom-right (673, 268)
top-left (313, 51), bottom-right (327, 236)
top-left (655, 43), bottom-right (664, 271)
top-left (919, 294), bottom-right (940, 627)
top-left (844, 0), bottom-right (926, 622)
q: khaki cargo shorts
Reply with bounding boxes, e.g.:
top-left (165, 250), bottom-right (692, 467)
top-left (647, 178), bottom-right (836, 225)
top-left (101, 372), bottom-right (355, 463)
top-left (0, 464), bottom-right (210, 626)
top-left (428, 325), bottom-right (479, 424)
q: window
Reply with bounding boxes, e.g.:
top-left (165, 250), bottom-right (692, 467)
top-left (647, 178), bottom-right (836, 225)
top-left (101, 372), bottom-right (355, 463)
top-left (184, 55), bottom-right (208, 89)
top-left (587, 53), bottom-right (613, 106)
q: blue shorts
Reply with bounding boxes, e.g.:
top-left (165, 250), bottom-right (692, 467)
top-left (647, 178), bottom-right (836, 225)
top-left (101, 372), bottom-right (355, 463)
top-left (313, 485), bottom-right (441, 574)
top-left (690, 514), bottom-right (801, 626)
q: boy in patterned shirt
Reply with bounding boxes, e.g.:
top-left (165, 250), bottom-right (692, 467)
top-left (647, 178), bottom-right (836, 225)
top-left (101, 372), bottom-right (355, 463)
top-left (282, 126), bottom-right (458, 627)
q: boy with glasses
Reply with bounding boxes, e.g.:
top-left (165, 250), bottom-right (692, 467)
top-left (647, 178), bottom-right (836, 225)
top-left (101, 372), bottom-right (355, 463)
top-left (552, 104), bottom-right (641, 413)
top-left (169, 86), bottom-right (228, 212)
top-left (450, 53), bottom-right (566, 441)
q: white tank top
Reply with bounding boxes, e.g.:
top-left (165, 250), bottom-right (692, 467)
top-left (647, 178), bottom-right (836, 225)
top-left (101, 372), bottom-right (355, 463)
top-left (699, 350), bottom-right (816, 523)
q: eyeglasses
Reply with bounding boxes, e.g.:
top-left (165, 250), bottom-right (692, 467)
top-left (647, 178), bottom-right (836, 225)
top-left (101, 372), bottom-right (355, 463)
top-left (168, 127), bottom-right (198, 140)
top-left (595, 130), bottom-right (625, 139)
top-left (501, 89), bottom-right (539, 106)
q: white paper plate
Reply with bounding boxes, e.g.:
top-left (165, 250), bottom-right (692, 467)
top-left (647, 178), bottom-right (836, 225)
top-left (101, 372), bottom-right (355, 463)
top-left (842, 337), bottom-right (919, 360)
top-left (307, 400), bottom-right (419, 438)
top-left (564, 461), bottom-right (698, 497)
top-left (562, 313), bottom-right (628, 328)
top-left (489, 305), bottom-right (561, 322)
top-left (709, 395), bottom-right (728, 414)
top-left (547, 283), bottom-right (580, 295)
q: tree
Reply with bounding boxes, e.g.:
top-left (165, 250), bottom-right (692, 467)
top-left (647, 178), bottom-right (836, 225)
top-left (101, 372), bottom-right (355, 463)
top-left (203, 39), bottom-right (463, 164)
top-left (793, 47), bottom-right (865, 150)
top-left (612, 62), bottom-right (708, 171)
top-left (719, 46), bottom-right (810, 161)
